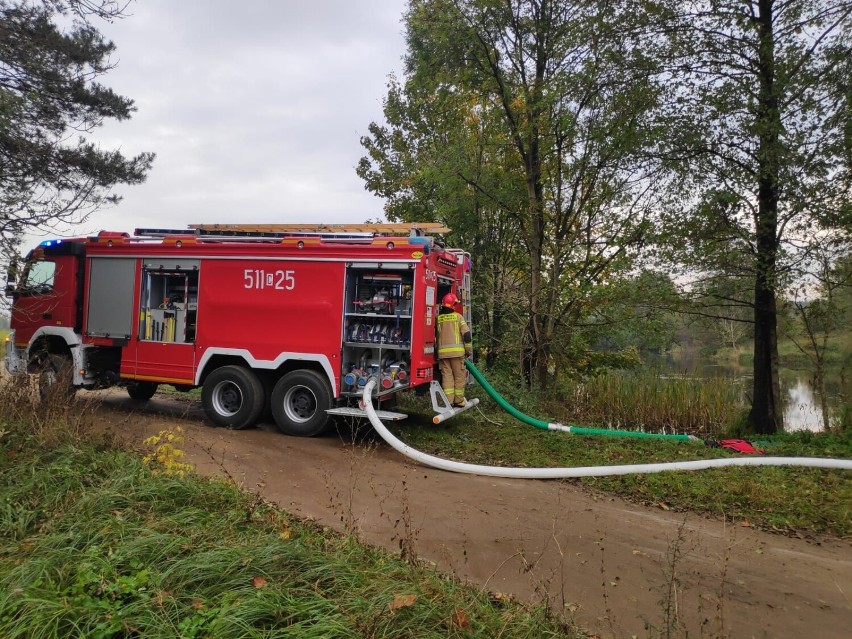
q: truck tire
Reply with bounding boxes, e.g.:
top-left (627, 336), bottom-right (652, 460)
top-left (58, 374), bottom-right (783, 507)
top-left (127, 381), bottom-right (158, 401)
top-left (38, 353), bottom-right (76, 402)
top-left (201, 366), bottom-right (265, 430)
top-left (271, 370), bottom-right (332, 437)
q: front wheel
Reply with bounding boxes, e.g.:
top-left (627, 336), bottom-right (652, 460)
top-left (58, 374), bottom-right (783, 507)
top-left (38, 353), bottom-right (76, 402)
top-left (201, 366), bottom-right (265, 429)
top-left (271, 370), bottom-right (332, 436)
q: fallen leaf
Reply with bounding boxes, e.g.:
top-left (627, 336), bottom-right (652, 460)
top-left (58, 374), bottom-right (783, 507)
top-left (252, 576), bottom-right (268, 589)
top-left (192, 599), bottom-right (204, 610)
top-left (739, 521), bottom-right (752, 527)
top-left (451, 609), bottom-right (470, 629)
top-left (388, 594), bottom-right (417, 611)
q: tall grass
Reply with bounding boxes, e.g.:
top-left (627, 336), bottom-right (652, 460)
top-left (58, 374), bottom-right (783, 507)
top-left (0, 372), bottom-right (101, 448)
top-left (554, 370), bottom-right (745, 437)
top-left (0, 444), bottom-right (578, 638)
top-left (472, 366), bottom-right (747, 438)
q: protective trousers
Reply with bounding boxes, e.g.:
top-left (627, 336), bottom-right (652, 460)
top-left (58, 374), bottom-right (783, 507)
top-left (439, 356), bottom-right (467, 406)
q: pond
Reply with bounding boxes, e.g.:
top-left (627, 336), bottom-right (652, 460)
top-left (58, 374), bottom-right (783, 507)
top-left (783, 376), bottom-right (830, 432)
top-left (655, 356), bottom-right (848, 433)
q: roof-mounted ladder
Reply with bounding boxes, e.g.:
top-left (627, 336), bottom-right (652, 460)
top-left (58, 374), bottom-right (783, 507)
top-left (134, 222), bottom-right (451, 241)
top-left (190, 223), bottom-right (450, 236)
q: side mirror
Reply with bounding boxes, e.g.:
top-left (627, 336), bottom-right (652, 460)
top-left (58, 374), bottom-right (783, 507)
top-left (5, 260), bottom-right (18, 297)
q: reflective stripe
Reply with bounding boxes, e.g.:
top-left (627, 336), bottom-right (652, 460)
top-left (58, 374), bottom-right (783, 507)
top-left (437, 313), bottom-right (469, 357)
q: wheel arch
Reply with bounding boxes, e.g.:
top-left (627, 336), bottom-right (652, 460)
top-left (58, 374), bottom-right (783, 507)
top-left (26, 327), bottom-right (79, 372)
top-left (195, 348), bottom-right (337, 396)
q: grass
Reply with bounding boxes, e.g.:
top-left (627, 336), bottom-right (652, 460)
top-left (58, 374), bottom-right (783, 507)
top-left (390, 387), bottom-right (852, 539)
top-left (710, 330), bottom-right (852, 370)
top-left (778, 329), bottom-right (852, 370)
top-left (0, 358), bottom-right (849, 638)
top-left (0, 376), bottom-right (579, 638)
top-left (0, 441), bottom-right (578, 638)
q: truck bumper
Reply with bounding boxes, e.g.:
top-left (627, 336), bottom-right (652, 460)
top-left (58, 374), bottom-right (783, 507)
top-left (4, 330), bottom-right (27, 375)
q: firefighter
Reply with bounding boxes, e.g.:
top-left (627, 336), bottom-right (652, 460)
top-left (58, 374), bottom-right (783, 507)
top-left (436, 292), bottom-right (473, 407)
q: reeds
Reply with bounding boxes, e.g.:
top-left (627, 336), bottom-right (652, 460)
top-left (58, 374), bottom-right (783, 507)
top-left (554, 370), bottom-right (745, 438)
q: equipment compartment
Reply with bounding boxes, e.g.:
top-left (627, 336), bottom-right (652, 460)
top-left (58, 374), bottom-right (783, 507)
top-left (341, 268), bottom-right (413, 395)
top-left (138, 262), bottom-right (199, 343)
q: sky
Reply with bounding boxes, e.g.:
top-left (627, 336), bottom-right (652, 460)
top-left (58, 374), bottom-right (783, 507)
top-left (43, 0), bottom-right (409, 245)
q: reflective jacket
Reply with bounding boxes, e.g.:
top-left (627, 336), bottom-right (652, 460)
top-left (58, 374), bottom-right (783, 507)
top-left (436, 310), bottom-right (472, 359)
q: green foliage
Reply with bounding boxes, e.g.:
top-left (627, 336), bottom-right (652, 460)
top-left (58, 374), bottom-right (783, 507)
top-left (357, 64), bottom-right (529, 369)
top-left (0, 0), bottom-right (154, 252)
top-left (0, 444), bottom-right (579, 638)
top-left (579, 270), bottom-right (684, 355)
top-left (360, 0), bottom-right (669, 384)
top-left (655, 0), bottom-right (852, 432)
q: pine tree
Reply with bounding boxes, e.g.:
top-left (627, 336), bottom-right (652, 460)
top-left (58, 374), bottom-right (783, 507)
top-left (0, 0), bottom-right (154, 254)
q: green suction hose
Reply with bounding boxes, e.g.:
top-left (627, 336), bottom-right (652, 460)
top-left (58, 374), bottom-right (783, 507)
top-left (464, 360), bottom-right (697, 442)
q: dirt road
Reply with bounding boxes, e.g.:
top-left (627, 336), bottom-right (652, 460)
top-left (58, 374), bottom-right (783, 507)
top-left (93, 392), bottom-right (851, 638)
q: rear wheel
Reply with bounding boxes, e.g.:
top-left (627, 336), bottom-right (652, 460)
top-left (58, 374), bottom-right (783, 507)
top-left (201, 366), bottom-right (265, 429)
top-left (271, 370), bottom-right (332, 436)
top-left (38, 353), bottom-right (75, 402)
top-left (127, 381), bottom-right (158, 401)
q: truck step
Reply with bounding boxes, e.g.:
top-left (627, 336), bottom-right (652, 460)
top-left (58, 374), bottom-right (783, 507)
top-left (326, 407), bottom-right (409, 421)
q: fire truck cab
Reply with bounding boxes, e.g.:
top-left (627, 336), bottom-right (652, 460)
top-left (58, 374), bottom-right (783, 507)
top-left (4, 223), bottom-right (472, 435)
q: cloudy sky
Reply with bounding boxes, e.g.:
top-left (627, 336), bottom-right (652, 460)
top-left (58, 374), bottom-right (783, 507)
top-left (54, 0), bottom-right (409, 243)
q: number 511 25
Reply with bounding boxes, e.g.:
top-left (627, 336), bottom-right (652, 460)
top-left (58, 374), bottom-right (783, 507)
top-left (243, 269), bottom-right (295, 290)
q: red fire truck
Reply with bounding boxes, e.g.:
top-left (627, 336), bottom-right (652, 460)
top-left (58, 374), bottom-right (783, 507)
top-left (4, 223), bottom-right (472, 435)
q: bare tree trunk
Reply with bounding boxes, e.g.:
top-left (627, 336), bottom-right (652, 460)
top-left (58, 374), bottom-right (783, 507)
top-left (524, 121), bottom-right (548, 389)
top-left (749, 278), bottom-right (782, 433)
top-left (747, 0), bottom-right (784, 434)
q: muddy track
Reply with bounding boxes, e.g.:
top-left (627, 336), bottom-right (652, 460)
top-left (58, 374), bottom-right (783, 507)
top-left (91, 391), bottom-right (851, 638)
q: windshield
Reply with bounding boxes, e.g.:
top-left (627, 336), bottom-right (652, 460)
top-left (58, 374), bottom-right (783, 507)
top-left (22, 259), bottom-right (56, 294)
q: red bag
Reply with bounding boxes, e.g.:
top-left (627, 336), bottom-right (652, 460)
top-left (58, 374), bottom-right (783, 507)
top-left (718, 439), bottom-right (763, 455)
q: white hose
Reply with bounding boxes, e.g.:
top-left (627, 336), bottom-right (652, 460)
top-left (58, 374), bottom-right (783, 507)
top-left (362, 380), bottom-right (852, 478)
